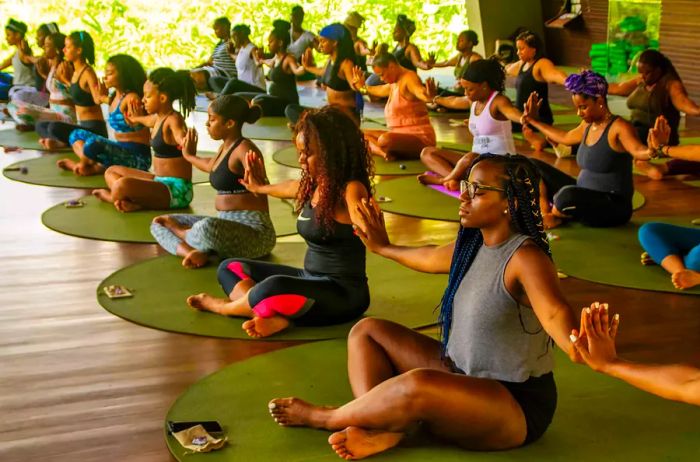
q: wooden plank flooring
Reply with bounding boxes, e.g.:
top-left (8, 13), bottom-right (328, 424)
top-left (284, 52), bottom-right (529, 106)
top-left (0, 84), bottom-right (699, 461)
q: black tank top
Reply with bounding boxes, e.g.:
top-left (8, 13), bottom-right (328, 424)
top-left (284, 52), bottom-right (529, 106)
top-left (515, 59), bottom-right (553, 125)
top-left (577, 116), bottom-right (633, 199)
top-left (151, 115), bottom-right (182, 158)
top-left (392, 45), bottom-right (416, 71)
top-left (268, 56), bottom-right (299, 103)
top-left (321, 60), bottom-right (351, 92)
top-left (209, 138), bottom-right (248, 195)
top-left (70, 66), bottom-right (96, 107)
top-left (296, 200), bottom-right (366, 280)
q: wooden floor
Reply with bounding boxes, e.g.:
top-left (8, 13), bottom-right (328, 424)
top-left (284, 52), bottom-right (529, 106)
top-left (1, 85), bottom-right (699, 461)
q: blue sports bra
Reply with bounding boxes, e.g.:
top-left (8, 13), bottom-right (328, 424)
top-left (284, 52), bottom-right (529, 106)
top-left (108, 95), bottom-right (141, 133)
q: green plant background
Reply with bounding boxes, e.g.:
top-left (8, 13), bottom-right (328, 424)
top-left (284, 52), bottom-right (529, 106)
top-left (1, 0), bottom-right (468, 71)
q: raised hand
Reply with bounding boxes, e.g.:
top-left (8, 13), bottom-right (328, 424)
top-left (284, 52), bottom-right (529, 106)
top-left (571, 302), bottom-right (620, 371)
top-left (94, 78), bottom-right (108, 101)
top-left (521, 91), bottom-right (542, 125)
top-left (370, 40), bottom-right (378, 56)
top-left (56, 61), bottom-right (71, 84)
top-left (301, 51), bottom-right (311, 69)
top-left (182, 127), bottom-right (198, 157)
top-left (353, 198), bottom-right (390, 254)
top-left (648, 115), bottom-right (671, 150)
top-left (226, 39), bottom-right (236, 55)
top-left (351, 65), bottom-right (366, 89)
top-left (124, 99), bottom-right (144, 125)
top-left (425, 52), bottom-right (436, 68)
top-left (240, 150), bottom-right (268, 194)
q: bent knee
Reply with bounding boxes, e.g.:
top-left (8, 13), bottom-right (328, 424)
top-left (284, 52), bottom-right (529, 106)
top-left (398, 368), bottom-right (444, 412)
top-left (349, 317), bottom-right (390, 340)
top-left (420, 146), bottom-right (437, 161)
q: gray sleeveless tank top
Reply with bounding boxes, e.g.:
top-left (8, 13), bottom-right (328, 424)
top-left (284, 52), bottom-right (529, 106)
top-left (446, 233), bottom-right (554, 382)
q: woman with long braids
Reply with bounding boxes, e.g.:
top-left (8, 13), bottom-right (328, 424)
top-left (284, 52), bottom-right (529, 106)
top-left (92, 67), bottom-right (195, 211)
top-left (266, 154), bottom-right (584, 459)
top-left (285, 22), bottom-right (361, 124)
top-left (36, 31), bottom-right (106, 151)
top-left (186, 105), bottom-right (373, 338)
top-left (521, 70), bottom-right (667, 229)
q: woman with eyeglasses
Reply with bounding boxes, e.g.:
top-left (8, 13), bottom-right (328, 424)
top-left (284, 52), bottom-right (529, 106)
top-left (267, 154), bottom-right (587, 459)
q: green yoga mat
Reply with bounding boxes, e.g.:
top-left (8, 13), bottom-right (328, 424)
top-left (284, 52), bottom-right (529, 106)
top-left (42, 186), bottom-right (298, 242)
top-left (98, 243), bottom-right (446, 340)
top-left (550, 216), bottom-right (700, 295)
top-left (165, 340), bottom-right (700, 462)
top-left (272, 146), bottom-right (426, 176)
top-left (0, 128), bottom-right (70, 151)
top-left (241, 117), bottom-right (388, 141)
top-left (679, 136), bottom-right (700, 145)
top-left (374, 177), bottom-right (646, 222)
top-left (3, 153), bottom-right (214, 189)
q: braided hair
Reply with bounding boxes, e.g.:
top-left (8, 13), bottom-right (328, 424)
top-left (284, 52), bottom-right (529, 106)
top-left (293, 105), bottom-right (374, 232)
top-left (438, 154), bottom-right (550, 355)
top-left (148, 67), bottom-right (196, 118)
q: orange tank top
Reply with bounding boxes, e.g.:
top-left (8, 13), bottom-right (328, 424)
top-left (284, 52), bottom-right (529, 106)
top-left (384, 82), bottom-right (431, 129)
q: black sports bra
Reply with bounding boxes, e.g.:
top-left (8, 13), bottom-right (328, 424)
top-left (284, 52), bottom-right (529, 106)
top-left (209, 138), bottom-right (248, 195)
top-left (151, 114), bottom-right (182, 158)
top-left (70, 66), bottom-right (96, 107)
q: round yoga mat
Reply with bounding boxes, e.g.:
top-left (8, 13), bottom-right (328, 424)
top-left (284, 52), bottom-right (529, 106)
top-left (3, 153), bottom-right (214, 189)
top-left (42, 186), bottom-right (298, 243)
top-left (98, 242), bottom-right (446, 340)
top-left (0, 127), bottom-right (70, 151)
top-left (241, 117), bottom-right (388, 142)
top-left (550, 216), bottom-right (700, 295)
top-left (272, 146), bottom-right (426, 176)
top-left (374, 177), bottom-right (646, 222)
top-left (165, 340), bottom-right (700, 462)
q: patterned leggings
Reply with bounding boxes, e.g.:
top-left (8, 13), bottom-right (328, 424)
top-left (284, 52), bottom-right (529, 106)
top-left (69, 129), bottom-right (151, 171)
top-left (150, 209), bottom-right (276, 259)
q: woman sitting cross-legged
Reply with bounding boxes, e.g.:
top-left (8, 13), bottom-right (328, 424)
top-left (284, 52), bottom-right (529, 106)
top-left (267, 154), bottom-right (586, 459)
top-left (92, 68), bottom-right (195, 211)
top-left (149, 95), bottom-right (276, 269)
top-left (186, 105), bottom-right (374, 338)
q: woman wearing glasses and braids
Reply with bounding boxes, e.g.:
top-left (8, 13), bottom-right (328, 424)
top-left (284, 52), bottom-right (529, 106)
top-left (267, 154), bottom-right (587, 460)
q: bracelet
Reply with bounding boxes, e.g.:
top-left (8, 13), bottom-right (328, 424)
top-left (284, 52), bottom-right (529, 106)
top-left (432, 95), bottom-right (440, 105)
top-left (358, 85), bottom-right (368, 95)
top-left (662, 145), bottom-right (670, 158)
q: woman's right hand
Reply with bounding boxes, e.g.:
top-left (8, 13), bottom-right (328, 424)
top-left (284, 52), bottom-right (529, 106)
top-left (240, 150), bottom-right (268, 194)
top-left (182, 128), bottom-right (198, 157)
top-left (354, 198), bottom-right (391, 254)
top-left (124, 99), bottom-right (144, 126)
top-left (351, 66), bottom-right (366, 90)
top-left (522, 91), bottom-right (542, 125)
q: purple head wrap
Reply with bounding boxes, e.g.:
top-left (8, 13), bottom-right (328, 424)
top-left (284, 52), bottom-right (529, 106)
top-left (564, 70), bottom-right (608, 98)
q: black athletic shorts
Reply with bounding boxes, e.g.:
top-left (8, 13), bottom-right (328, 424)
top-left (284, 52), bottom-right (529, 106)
top-left (499, 372), bottom-right (557, 445)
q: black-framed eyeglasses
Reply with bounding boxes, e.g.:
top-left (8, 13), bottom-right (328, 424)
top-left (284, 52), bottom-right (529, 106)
top-left (459, 180), bottom-right (505, 199)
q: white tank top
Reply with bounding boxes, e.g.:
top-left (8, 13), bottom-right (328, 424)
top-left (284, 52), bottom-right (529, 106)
top-left (12, 50), bottom-right (35, 87)
top-left (236, 43), bottom-right (265, 90)
top-left (468, 91), bottom-right (517, 155)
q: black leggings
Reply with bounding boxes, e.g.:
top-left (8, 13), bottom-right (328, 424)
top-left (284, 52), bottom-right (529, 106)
top-left (235, 92), bottom-right (295, 117)
top-left (532, 159), bottom-right (633, 227)
top-left (217, 258), bottom-right (370, 326)
top-left (36, 119), bottom-right (108, 144)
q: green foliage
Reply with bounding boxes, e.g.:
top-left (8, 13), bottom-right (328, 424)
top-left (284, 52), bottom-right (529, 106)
top-left (0, 0), bottom-right (467, 70)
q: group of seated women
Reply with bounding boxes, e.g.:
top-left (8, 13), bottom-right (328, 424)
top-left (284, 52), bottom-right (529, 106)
top-left (2, 12), bottom-right (699, 460)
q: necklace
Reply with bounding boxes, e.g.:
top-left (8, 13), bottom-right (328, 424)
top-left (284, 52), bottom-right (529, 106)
top-left (591, 113), bottom-right (613, 131)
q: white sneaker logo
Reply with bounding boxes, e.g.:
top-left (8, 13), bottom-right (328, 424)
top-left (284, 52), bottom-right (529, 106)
top-left (297, 214), bottom-right (311, 221)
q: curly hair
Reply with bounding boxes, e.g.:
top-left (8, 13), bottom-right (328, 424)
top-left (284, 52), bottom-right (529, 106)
top-left (107, 54), bottom-right (147, 97)
top-left (438, 154), bottom-right (550, 355)
top-left (293, 105), bottom-right (374, 232)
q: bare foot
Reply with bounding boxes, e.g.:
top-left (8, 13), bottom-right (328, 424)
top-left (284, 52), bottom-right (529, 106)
top-left (634, 160), bottom-right (665, 181)
top-left (73, 161), bottom-right (104, 176)
top-left (268, 397), bottom-right (336, 428)
top-left (56, 158), bottom-right (77, 171)
top-left (443, 179), bottom-right (459, 191)
top-left (328, 427), bottom-right (403, 460)
top-left (543, 213), bottom-right (563, 230)
top-left (242, 315), bottom-right (291, 338)
top-left (182, 249), bottom-right (209, 269)
top-left (186, 292), bottom-right (228, 313)
top-left (417, 173), bottom-right (444, 185)
top-left (92, 188), bottom-right (112, 202)
top-left (672, 269), bottom-right (700, 290)
top-left (44, 138), bottom-right (66, 151)
top-left (640, 252), bottom-right (656, 266)
top-left (113, 199), bottom-right (142, 213)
